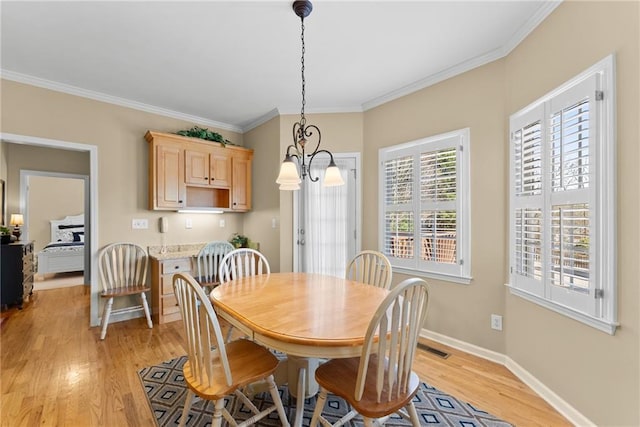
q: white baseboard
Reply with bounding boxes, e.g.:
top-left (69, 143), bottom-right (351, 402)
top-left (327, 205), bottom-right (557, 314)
top-left (421, 328), bottom-right (594, 427)
top-left (504, 358), bottom-right (596, 427)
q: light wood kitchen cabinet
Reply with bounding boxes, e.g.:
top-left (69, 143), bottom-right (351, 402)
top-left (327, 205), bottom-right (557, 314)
top-left (146, 131), bottom-right (252, 211)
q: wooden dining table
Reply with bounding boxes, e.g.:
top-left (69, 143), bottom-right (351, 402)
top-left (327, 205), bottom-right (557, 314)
top-left (209, 272), bottom-right (390, 426)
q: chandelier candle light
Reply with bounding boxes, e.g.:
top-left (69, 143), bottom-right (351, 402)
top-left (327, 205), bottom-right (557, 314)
top-left (276, 0), bottom-right (345, 191)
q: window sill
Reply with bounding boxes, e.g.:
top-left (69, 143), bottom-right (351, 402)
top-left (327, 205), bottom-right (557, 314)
top-left (506, 284), bottom-right (619, 335)
top-left (393, 267), bottom-right (472, 285)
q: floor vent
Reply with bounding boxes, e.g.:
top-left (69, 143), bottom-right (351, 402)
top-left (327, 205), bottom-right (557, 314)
top-left (418, 343), bottom-right (450, 359)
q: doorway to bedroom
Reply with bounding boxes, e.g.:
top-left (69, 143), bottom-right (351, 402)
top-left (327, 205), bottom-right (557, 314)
top-left (21, 171), bottom-right (88, 290)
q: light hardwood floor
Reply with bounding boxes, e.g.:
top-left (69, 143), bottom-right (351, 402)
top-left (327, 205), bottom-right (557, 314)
top-left (0, 286), bottom-right (571, 426)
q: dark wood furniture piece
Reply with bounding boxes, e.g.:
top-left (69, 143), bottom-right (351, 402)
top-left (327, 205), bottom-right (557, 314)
top-left (0, 241), bottom-right (35, 309)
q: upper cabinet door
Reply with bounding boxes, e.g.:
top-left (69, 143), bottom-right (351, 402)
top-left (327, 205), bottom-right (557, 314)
top-left (185, 149), bottom-right (209, 185)
top-left (210, 150), bottom-right (231, 188)
top-left (232, 155), bottom-right (251, 211)
top-left (155, 144), bottom-right (185, 209)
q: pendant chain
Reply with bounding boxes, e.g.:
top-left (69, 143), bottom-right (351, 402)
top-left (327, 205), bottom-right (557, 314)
top-left (300, 17), bottom-right (306, 123)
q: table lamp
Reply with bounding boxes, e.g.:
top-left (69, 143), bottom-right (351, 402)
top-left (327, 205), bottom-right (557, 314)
top-left (10, 213), bottom-right (24, 241)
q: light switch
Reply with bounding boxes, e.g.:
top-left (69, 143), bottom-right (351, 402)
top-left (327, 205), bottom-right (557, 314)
top-left (185, 218), bottom-right (193, 229)
top-left (219, 219), bottom-right (226, 228)
top-left (132, 219), bottom-right (148, 229)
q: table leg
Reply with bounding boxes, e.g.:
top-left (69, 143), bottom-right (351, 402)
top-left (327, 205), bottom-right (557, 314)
top-left (294, 367), bottom-right (305, 427)
top-left (287, 356), bottom-right (320, 427)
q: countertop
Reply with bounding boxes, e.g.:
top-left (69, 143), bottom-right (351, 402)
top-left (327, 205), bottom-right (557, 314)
top-left (147, 243), bottom-right (206, 260)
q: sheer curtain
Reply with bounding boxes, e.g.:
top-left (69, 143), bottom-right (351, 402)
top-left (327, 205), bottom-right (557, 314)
top-left (301, 160), bottom-right (349, 277)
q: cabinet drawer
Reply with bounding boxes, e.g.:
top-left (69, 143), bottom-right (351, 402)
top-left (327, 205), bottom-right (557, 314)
top-left (161, 294), bottom-right (181, 315)
top-left (159, 258), bottom-right (192, 274)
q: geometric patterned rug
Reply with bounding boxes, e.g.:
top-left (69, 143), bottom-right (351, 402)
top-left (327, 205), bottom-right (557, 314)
top-left (138, 355), bottom-right (513, 427)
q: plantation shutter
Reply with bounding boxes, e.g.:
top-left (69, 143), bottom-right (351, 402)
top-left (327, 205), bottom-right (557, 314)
top-left (546, 77), bottom-right (597, 316)
top-left (418, 147), bottom-right (459, 274)
top-left (382, 153), bottom-right (415, 269)
top-left (510, 105), bottom-right (545, 296)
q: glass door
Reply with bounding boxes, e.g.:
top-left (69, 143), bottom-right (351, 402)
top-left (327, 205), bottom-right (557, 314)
top-left (294, 154), bottom-right (360, 277)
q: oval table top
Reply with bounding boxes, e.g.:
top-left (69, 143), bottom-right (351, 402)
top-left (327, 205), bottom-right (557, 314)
top-left (210, 272), bottom-right (390, 358)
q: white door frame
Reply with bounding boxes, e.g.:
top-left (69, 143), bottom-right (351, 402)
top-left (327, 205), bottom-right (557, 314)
top-left (292, 152), bottom-right (361, 272)
top-left (20, 170), bottom-right (90, 285)
top-left (1, 132), bottom-right (99, 327)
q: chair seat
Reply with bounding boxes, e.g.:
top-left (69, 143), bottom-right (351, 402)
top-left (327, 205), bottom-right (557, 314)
top-left (183, 338), bottom-right (280, 400)
top-left (194, 276), bottom-right (219, 289)
top-left (101, 285), bottom-right (151, 298)
top-left (315, 354), bottom-right (421, 419)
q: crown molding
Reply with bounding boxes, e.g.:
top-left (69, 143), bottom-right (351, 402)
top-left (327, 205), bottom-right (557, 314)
top-left (2, 1), bottom-right (562, 134)
top-left (362, 0), bottom-right (563, 112)
top-left (362, 47), bottom-right (505, 111)
top-left (241, 108), bottom-right (281, 132)
top-left (0, 69), bottom-right (243, 133)
top-left (501, 1), bottom-right (562, 56)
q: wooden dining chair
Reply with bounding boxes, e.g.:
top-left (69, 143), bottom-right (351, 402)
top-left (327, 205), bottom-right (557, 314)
top-left (310, 277), bottom-right (430, 427)
top-left (195, 241), bottom-right (234, 290)
top-left (345, 250), bottom-right (393, 289)
top-left (98, 242), bottom-right (152, 340)
top-left (172, 273), bottom-right (290, 427)
top-left (218, 248), bottom-right (271, 342)
top-left (218, 248), bottom-right (270, 284)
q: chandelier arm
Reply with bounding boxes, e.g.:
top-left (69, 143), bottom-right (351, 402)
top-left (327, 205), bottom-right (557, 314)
top-left (306, 149), bottom-right (336, 182)
top-left (302, 124), bottom-right (321, 155)
top-left (285, 145), bottom-right (301, 161)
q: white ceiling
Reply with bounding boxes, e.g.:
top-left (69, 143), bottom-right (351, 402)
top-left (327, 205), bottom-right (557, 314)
top-left (1, 1), bottom-right (560, 132)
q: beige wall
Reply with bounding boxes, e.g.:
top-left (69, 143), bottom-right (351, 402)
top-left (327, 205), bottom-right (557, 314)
top-left (28, 175), bottom-right (84, 253)
top-left (1, 80), bottom-right (246, 317)
top-left (0, 142), bottom-right (7, 225)
top-left (503, 2), bottom-right (639, 425)
top-left (364, 59), bottom-right (508, 352)
top-left (362, 2), bottom-right (639, 424)
top-left (1, 80), bottom-right (245, 250)
top-left (243, 116), bottom-right (281, 271)
top-left (4, 144), bottom-right (89, 221)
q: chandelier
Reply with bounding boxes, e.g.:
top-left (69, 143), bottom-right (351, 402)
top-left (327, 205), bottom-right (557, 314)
top-left (276, 0), bottom-right (345, 191)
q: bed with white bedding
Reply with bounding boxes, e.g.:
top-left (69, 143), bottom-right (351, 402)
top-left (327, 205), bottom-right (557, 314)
top-left (37, 214), bottom-right (85, 275)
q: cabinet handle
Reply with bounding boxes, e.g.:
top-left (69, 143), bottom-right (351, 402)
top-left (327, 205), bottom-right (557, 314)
top-left (178, 200), bottom-right (183, 203)
top-left (205, 177), bottom-right (209, 180)
top-left (174, 265), bottom-right (179, 269)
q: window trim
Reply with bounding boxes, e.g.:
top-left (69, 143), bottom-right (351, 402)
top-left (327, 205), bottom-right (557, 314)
top-left (378, 128), bottom-right (471, 284)
top-left (508, 54), bottom-right (617, 334)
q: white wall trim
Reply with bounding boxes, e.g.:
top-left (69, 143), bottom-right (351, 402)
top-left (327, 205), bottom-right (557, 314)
top-left (421, 328), bottom-right (595, 427)
top-left (241, 108), bottom-right (281, 133)
top-left (504, 358), bottom-right (597, 427)
top-left (1, 132), bottom-right (100, 327)
top-left (1, 69), bottom-right (243, 133)
top-left (362, 1), bottom-right (562, 112)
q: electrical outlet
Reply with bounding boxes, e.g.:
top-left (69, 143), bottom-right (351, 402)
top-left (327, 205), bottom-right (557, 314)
top-left (185, 218), bottom-right (193, 229)
top-left (132, 219), bottom-right (148, 229)
top-left (491, 314), bottom-right (503, 331)
top-left (219, 219), bottom-right (226, 228)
